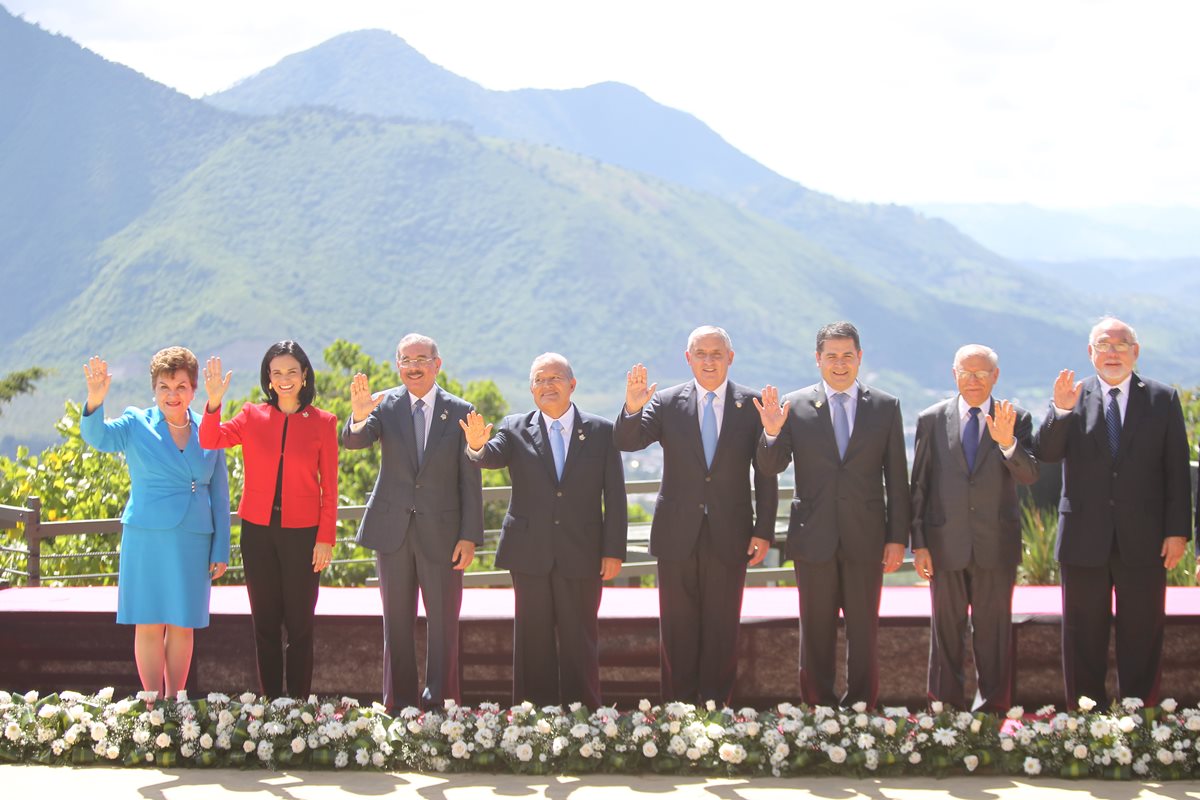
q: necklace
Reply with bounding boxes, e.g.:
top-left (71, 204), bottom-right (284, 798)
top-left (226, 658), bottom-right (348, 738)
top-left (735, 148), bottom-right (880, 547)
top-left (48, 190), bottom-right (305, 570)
top-left (166, 418), bottom-right (191, 430)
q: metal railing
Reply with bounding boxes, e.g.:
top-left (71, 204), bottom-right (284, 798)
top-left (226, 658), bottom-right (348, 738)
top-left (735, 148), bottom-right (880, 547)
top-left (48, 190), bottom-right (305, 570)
top-left (0, 480), bottom-right (802, 588)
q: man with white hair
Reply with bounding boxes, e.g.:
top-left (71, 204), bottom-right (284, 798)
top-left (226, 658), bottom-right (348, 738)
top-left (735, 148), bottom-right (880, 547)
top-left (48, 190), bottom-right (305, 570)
top-left (616, 326), bottom-right (777, 706)
top-left (910, 344), bottom-right (1039, 712)
top-left (461, 353), bottom-right (626, 708)
top-left (1035, 317), bottom-right (1192, 709)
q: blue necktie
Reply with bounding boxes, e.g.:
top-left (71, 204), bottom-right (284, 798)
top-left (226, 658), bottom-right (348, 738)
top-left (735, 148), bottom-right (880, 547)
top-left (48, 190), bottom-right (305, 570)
top-left (413, 398), bottom-right (426, 468)
top-left (831, 392), bottom-right (850, 459)
top-left (701, 391), bottom-right (717, 468)
top-left (549, 419), bottom-right (565, 480)
top-left (1106, 387), bottom-right (1121, 458)
top-left (962, 406), bottom-right (981, 472)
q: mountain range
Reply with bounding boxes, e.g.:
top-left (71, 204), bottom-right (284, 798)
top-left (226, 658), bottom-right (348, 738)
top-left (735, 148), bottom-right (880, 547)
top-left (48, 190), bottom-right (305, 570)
top-left (2, 7), bottom-right (1197, 455)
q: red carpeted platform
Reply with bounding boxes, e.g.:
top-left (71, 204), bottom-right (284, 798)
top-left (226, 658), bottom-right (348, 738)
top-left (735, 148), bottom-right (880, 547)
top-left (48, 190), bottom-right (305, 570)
top-left (3, 586), bottom-right (1200, 707)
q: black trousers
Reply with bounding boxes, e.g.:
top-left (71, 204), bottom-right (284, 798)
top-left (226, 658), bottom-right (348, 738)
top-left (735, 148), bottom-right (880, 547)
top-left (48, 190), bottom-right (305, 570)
top-left (1060, 554), bottom-right (1166, 709)
top-left (656, 517), bottom-right (747, 706)
top-left (795, 552), bottom-right (883, 708)
top-left (240, 519), bottom-right (320, 698)
top-left (927, 560), bottom-right (1016, 712)
top-left (511, 569), bottom-right (603, 708)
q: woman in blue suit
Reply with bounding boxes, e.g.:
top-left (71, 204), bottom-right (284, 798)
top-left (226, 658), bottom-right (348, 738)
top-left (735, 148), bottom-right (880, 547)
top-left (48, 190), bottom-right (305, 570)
top-left (81, 347), bottom-right (231, 698)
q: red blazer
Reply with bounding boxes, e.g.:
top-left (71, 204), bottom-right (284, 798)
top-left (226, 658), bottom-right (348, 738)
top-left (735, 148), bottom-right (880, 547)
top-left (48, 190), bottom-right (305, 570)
top-left (200, 402), bottom-right (339, 545)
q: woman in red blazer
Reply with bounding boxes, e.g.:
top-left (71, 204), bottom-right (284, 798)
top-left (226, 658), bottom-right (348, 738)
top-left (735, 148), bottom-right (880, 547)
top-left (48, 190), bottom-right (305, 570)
top-left (200, 341), bottom-right (338, 698)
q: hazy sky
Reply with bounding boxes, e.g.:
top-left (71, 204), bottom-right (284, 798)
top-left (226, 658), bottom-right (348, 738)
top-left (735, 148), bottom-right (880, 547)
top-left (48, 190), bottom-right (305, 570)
top-left (7, 0), bottom-right (1199, 209)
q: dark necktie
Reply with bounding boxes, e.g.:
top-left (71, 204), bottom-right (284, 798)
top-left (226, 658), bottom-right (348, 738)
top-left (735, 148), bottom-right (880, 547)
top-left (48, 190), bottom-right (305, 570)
top-left (413, 398), bottom-right (426, 468)
top-left (701, 391), bottom-right (717, 467)
top-left (1106, 387), bottom-right (1121, 458)
top-left (962, 406), bottom-right (981, 472)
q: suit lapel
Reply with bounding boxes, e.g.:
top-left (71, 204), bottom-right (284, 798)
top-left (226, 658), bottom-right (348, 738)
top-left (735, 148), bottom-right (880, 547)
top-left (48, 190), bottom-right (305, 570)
top-left (842, 384), bottom-right (871, 462)
top-left (710, 383), bottom-right (743, 469)
top-left (810, 384), bottom-right (840, 460)
top-left (945, 399), bottom-right (969, 474)
top-left (524, 411), bottom-right (559, 483)
top-left (1083, 379), bottom-right (1113, 460)
top-left (422, 388), bottom-right (451, 471)
top-left (971, 398), bottom-right (999, 473)
top-left (559, 406), bottom-right (588, 483)
top-left (395, 389), bottom-right (420, 473)
top-left (1117, 375), bottom-right (1147, 464)
top-left (679, 382), bottom-right (707, 466)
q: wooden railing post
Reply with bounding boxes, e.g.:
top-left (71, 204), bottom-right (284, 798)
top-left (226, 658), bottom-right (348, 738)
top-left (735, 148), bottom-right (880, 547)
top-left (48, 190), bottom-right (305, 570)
top-left (25, 496), bottom-right (42, 588)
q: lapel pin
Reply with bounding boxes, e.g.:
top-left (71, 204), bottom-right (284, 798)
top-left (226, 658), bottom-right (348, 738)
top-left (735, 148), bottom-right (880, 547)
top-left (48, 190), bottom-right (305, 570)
top-left (302, 411), bottom-right (309, 418)
top-left (815, 400), bottom-right (824, 409)
top-left (440, 411), bottom-right (448, 421)
top-left (735, 400), bottom-right (743, 409)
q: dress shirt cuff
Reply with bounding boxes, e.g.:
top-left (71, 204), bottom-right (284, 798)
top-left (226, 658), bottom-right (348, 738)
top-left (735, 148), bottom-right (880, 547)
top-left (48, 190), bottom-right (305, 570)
top-left (466, 444), bottom-right (485, 460)
top-left (998, 440), bottom-right (1017, 459)
top-left (1052, 405), bottom-right (1072, 418)
top-left (349, 416), bottom-right (368, 433)
top-left (763, 432), bottom-right (779, 445)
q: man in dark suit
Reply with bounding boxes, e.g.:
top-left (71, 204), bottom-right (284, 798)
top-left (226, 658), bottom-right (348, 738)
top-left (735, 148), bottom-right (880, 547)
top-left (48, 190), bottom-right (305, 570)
top-left (910, 344), bottom-right (1039, 712)
top-left (342, 333), bottom-right (484, 711)
top-left (461, 353), bottom-right (626, 708)
top-left (615, 326), bottom-right (777, 706)
top-left (755, 321), bottom-right (910, 708)
top-left (1034, 317), bottom-right (1191, 708)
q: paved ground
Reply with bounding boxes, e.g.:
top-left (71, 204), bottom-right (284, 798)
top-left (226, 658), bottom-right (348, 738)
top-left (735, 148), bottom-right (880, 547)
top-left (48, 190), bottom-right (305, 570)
top-left (3, 766), bottom-right (1199, 800)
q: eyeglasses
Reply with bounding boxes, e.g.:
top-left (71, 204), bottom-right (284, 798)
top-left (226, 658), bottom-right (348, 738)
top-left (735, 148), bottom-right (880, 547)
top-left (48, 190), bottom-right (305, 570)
top-left (399, 356), bottom-right (437, 368)
top-left (532, 375), bottom-right (567, 388)
top-left (1091, 341), bottom-right (1132, 353)
top-left (955, 369), bottom-right (994, 381)
top-left (690, 351), bottom-right (727, 363)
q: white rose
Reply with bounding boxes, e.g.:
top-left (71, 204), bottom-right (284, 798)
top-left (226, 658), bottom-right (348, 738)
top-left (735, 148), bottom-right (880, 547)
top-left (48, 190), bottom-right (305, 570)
top-left (24, 691), bottom-right (39, 703)
top-left (132, 729), bottom-right (150, 745)
top-left (90, 723), bottom-right (108, 742)
top-left (930, 701), bottom-right (943, 714)
top-left (1074, 744), bottom-right (1089, 759)
top-left (828, 745), bottom-right (847, 764)
top-left (908, 751), bottom-right (921, 764)
top-left (1077, 696), bottom-right (1097, 712)
top-left (1001, 737), bottom-right (1015, 752)
top-left (451, 740), bottom-right (469, 759)
top-left (964, 754), bottom-right (979, 772)
top-left (970, 719), bottom-right (982, 734)
top-left (579, 743), bottom-right (594, 758)
top-left (643, 741), bottom-right (658, 758)
top-left (372, 751), bottom-right (386, 767)
top-left (155, 732), bottom-right (171, 748)
top-left (718, 743), bottom-right (745, 764)
top-left (855, 714), bottom-right (869, 728)
top-left (639, 699), bottom-right (652, 713)
top-left (515, 743), bottom-right (533, 762)
top-left (686, 747), bottom-right (701, 761)
top-left (106, 745), bottom-right (120, 760)
top-left (884, 719), bottom-right (898, 736)
top-left (1117, 716), bottom-right (1137, 734)
top-left (1161, 698), bottom-right (1178, 713)
top-left (1024, 757), bottom-right (1042, 775)
top-left (1006, 706), bottom-right (1024, 719)
top-left (1157, 748), bottom-right (1174, 765)
top-left (301, 712), bottom-right (314, 725)
top-left (148, 710), bottom-right (164, 726)
top-left (199, 733), bottom-right (213, 749)
top-left (96, 687), bottom-right (114, 702)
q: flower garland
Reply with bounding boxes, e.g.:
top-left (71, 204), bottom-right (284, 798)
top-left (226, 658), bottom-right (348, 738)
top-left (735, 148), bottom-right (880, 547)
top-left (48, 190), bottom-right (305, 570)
top-left (1, 689), bottom-right (1197, 779)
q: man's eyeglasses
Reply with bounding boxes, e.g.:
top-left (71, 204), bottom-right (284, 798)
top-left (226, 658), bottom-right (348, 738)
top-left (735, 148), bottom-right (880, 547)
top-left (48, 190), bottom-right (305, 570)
top-left (399, 356), bottom-right (437, 368)
top-left (955, 369), bottom-right (994, 381)
top-left (1091, 341), bottom-right (1132, 353)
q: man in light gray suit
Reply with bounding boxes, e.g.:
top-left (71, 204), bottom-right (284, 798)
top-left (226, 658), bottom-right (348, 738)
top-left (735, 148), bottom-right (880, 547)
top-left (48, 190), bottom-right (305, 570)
top-left (910, 344), bottom-right (1039, 712)
top-left (342, 333), bottom-right (483, 711)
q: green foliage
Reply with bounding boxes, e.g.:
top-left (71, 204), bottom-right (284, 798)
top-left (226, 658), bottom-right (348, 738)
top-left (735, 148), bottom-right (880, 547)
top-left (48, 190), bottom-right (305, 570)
top-left (0, 402), bottom-right (130, 585)
top-left (0, 367), bottom-right (48, 415)
top-left (1017, 503), bottom-right (1059, 586)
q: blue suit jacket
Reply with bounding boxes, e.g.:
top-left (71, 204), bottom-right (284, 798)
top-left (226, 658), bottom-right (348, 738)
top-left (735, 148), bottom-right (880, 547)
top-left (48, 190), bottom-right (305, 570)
top-left (81, 404), bottom-right (231, 563)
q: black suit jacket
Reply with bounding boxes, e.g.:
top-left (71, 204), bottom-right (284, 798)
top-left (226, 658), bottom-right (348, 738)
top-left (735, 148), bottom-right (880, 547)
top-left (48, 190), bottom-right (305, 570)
top-left (1034, 373), bottom-right (1192, 567)
top-left (910, 397), bottom-right (1039, 571)
top-left (758, 383), bottom-right (911, 564)
top-left (471, 407), bottom-right (627, 579)
top-left (341, 385), bottom-right (485, 561)
top-left (613, 380), bottom-right (777, 565)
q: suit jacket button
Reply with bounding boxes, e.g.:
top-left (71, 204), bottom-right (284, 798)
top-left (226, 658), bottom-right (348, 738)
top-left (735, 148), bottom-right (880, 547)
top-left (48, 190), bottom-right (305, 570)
top-left (557, 491), bottom-right (563, 497)
top-left (1110, 499), bottom-right (1116, 506)
top-left (705, 477), bottom-right (711, 482)
top-left (698, 504), bottom-right (705, 509)
top-left (415, 483), bottom-right (421, 489)
top-left (555, 520), bottom-right (560, 525)
top-left (1111, 471), bottom-right (1118, 479)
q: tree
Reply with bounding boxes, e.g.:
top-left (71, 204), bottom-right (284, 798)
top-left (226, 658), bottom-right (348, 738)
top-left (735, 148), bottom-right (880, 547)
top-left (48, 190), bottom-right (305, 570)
top-left (0, 367), bottom-right (48, 415)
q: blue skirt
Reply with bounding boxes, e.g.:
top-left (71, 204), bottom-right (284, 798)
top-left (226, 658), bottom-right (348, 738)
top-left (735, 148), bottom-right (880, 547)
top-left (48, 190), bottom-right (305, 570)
top-left (117, 525), bottom-right (214, 628)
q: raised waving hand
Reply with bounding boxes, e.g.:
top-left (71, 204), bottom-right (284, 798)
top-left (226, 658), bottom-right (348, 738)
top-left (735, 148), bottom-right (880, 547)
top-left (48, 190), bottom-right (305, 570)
top-left (203, 356), bottom-right (233, 412)
top-left (350, 372), bottom-right (385, 423)
top-left (84, 356), bottom-right (111, 414)
top-left (753, 385), bottom-right (790, 437)
top-left (624, 363), bottom-right (657, 414)
top-left (459, 410), bottom-right (494, 451)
